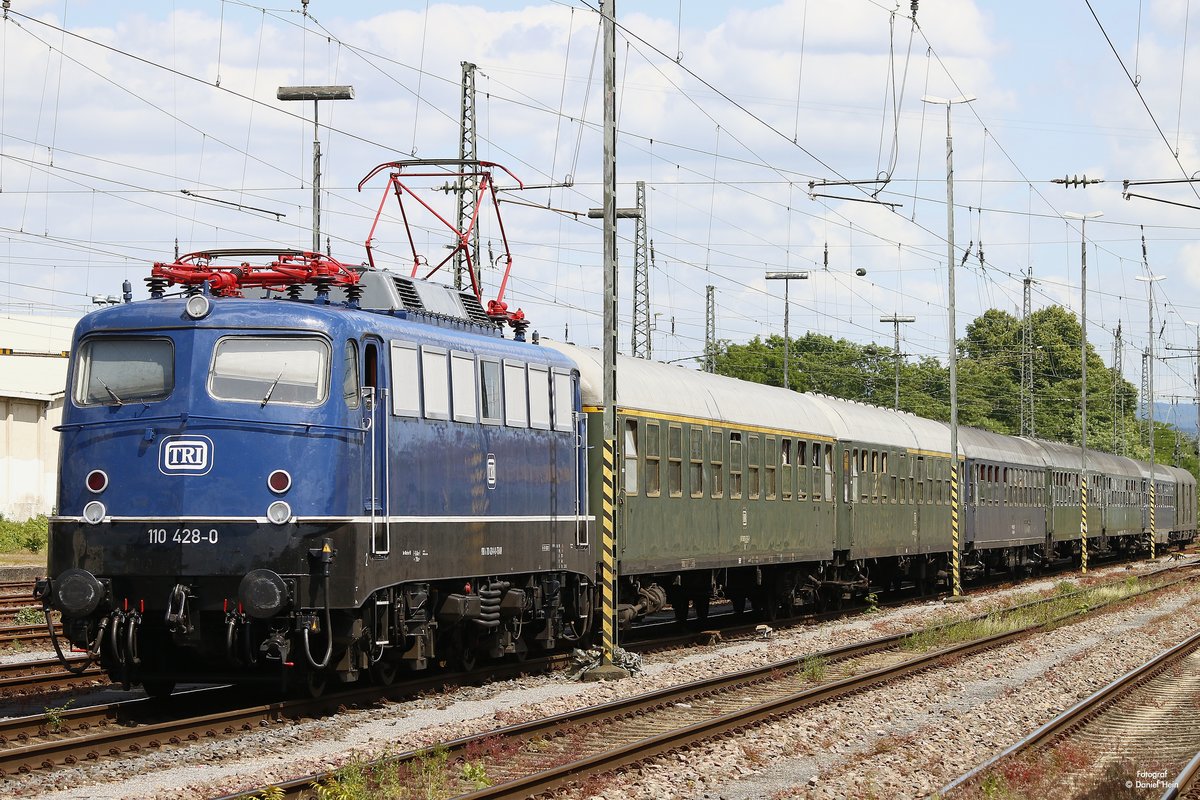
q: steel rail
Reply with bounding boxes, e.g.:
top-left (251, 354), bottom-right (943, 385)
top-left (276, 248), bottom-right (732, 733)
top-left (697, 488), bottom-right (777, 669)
top-left (940, 628), bottom-right (1200, 797)
top-left (224, 562), bottom-right (1200, 800)
top-left (1162, 750), bottom-right (1200, 800)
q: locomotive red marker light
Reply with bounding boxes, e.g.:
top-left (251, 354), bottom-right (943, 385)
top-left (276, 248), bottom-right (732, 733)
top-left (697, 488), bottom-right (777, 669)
top-left (85, 470), bottom-right (108, 493)
top-left (267, 470), bottom-right (292, 493)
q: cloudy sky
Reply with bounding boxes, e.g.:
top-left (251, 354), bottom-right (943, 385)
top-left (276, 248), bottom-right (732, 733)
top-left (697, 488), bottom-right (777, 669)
top-left (3, 0), bottom-right (1200, 415)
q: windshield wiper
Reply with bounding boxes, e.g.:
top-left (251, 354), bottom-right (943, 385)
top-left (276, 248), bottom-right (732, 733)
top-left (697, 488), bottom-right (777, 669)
top-left (97, 378), bottom-right (124, 406)
top-left (261, 367), bottom-right (286, 407)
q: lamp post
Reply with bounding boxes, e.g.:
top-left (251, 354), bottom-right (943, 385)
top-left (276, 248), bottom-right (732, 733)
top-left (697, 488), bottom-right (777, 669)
top-left (277, 85), bottom-right (356, 253)
top-left (1064, 211), bottom-right (1101, 574)
top-left (766, 271), bottom-right (809, 389)
top-left (880, 314), bottom-right (916, 410)
top-left (1136, 272), bottom-right (1166, 559)
top-left (922, 93), bottom-right (974, 597)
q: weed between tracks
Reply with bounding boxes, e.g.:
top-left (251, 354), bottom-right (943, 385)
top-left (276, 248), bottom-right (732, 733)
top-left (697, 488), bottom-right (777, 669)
top-left (903, 576), bottom-right (1143, 653)
top-left (951, 751), bottom-right (1175, 800)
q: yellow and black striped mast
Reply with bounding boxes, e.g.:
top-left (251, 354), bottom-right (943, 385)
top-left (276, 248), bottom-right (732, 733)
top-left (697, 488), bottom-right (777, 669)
top-left (589, 0), bottom-right (628, 682)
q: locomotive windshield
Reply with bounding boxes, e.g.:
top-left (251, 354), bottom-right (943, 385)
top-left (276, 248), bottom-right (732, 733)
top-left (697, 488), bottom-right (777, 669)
top-left (208, 336), bottom-right (330, 406)
top-left (74, 337), bottom-right (174, 406)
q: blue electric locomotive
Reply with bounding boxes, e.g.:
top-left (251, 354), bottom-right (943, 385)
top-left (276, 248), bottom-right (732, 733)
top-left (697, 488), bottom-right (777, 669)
top-left (42, 252), bottom-right (594, 696)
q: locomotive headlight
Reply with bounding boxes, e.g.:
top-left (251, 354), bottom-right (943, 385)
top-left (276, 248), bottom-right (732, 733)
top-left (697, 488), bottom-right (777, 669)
top-left (184, 294), bottom-right (211, 320)
top-left (82, 500), bottom-right (107, 525)
top-left (266, 500), bottom-right (292, 525)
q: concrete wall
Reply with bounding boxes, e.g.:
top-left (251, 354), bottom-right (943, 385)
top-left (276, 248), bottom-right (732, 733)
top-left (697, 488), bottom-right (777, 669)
top-left (0, 395), bottom-right (63, 520)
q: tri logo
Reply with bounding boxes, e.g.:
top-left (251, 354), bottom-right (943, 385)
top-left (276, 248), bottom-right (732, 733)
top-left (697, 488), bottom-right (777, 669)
top-left (158, 435), bottom-right (214, 476)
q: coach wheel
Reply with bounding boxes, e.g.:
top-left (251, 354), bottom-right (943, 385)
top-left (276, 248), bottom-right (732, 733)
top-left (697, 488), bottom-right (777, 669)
top-left (370, 660), bottom-right (397, 687)
top-left (141, 679), bottom-right (176, 700)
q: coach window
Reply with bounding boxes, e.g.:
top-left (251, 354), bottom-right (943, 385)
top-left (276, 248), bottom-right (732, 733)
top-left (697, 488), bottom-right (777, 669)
top-left (645, 421), bottom-right (661, 497)
top-left (729, 432), bottom-right (743, 499)
top-left (710, 430), bottom-right (725, 498)
top-left (420, 347), bottom-right (450, 420)
top-left (503, 361), bottom-right (528, 427)
top-left (528, 364), bottom-right (552, 430)
top-left (765, 436), bottom-right (777, 500)
top-left (451, 352), bottom-right (477, 422)
top-left (668, 425), bottom-right (683, 497)
top-left (342, 341), bottom-right (360, 409)
top-left (823, 443), bottom-right (834, 501)
top-left (781, 439), bottom-right (793, 500)
top-left (690, 428), bottom-right (705, 498)
top-left (748, 434), bottom-right (761, 500)
top-left (479, 358), bottom-right (502, 425)
top-left (798, 441), bottom-right (810, 500)
top-left (624, 419), bottom-right (639, 495)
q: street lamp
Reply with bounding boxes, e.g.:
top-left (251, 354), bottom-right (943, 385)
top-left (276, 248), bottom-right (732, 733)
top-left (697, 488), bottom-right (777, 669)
top-left (1136, 271), bottom-right (1166, 559)
top-left (766, 271), bottom-right (809, 390)
top-left (922, 93), bottom-right (974, 598)
top-left (1064, 210), bottom-right (1101, 574)
top-left (277, 85), bottom-right (356, 253)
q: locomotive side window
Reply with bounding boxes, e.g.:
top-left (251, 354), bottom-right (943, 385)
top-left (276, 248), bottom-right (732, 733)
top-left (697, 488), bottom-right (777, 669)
top-left (210, 337), bottom-right (329, 406)
top-left (503, 361), bottom-right (528, 427)
top-left (420, 347), bottom-right (450, 420)
top-left (388, 342), bottom-right (420, 416)
top-left (552, 370), bottom-right (573, 432)
top-left (479, 359), bottom-right (502, 424)
top-left (343, 341), bottom-right (360, 409)
top-left (528, 364), bottom-right (551, 430)
top-left (451, 352), bottom-right (477, 423)
top-left (75, 337), bottom-right (174, 406)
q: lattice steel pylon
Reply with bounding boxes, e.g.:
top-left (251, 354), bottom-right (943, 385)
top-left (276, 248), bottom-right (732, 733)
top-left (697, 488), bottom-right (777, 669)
top-left (1020, 273), bottom-right (1034, 437)
top-left (1142, 349), bottom-right (1151, 452)
top-left (454, 62), bottom-right (480, 291)
top-left (705, 285), bottom-right (716, 373)
top-left (1112, 322), bottom-right (1124, 456)
top-left (631, 180), bottom-right (651, 359)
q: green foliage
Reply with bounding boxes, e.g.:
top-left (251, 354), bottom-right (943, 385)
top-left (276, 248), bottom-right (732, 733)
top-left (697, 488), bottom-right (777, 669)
top-left (13, 606), bottom-right (43, 626)
top-left (310, 760), bottom-right (370, 800)
top-left (713, 305), bottom-right (1198, 478)
top-left (461, 760), bottom-right (490, 789)
top-left (43, 698), bottom-right (75, 732)
top-left (0, 515), bottom-right (48, 554)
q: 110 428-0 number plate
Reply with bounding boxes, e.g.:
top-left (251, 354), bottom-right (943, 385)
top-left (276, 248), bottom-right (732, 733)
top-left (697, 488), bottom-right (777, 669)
top-left (147, 527), bottom-right (220, 545)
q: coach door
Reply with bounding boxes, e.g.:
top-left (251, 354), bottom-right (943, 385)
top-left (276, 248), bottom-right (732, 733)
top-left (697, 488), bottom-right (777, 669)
top-left (362, 338), bottom-right (390, 556)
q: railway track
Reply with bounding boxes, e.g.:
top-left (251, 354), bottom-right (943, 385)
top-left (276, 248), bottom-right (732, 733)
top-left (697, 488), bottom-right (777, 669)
top-left (941, 629), bottom-right (1200, 799)
top-left (217, 561), bottom-right (1200, 800)
top-left (0, 622), bottom-right (58, 650)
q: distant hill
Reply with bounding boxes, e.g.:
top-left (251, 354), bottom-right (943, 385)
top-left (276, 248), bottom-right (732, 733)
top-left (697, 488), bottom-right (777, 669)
top-left (1144, 401), bottom-right (1199, 435)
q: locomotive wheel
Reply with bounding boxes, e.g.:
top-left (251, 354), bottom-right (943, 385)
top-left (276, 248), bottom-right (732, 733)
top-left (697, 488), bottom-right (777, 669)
top-left (370, 660), bottom-right (397, 687)
top-left (304, 670), bottom-right (328, 698)
top-left (141, 679), bottom-right (176, 700)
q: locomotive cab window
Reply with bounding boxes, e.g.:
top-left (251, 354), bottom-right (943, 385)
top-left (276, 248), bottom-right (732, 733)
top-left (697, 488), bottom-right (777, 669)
top-left (210, 336), bottom-right (329, 406)
top-left (342, 341), bottom-right (360, 409)
top-left (75, 336), bottom-right (174, 406)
